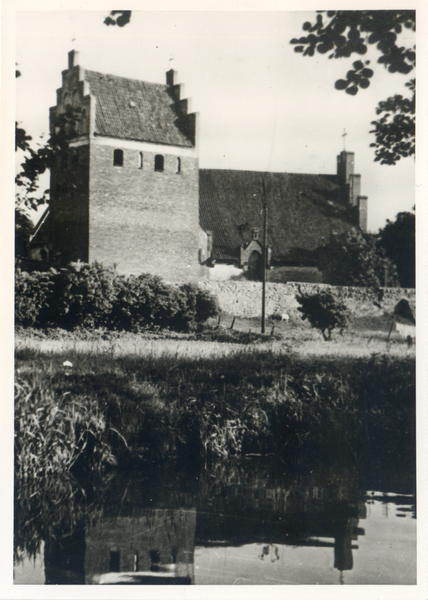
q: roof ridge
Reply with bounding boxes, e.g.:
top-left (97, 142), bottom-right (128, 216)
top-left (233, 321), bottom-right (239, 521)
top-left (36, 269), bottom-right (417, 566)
top-left (85, 69), bottom-right (167, 89)
top-left (199, 168), bottom-right (339, 178)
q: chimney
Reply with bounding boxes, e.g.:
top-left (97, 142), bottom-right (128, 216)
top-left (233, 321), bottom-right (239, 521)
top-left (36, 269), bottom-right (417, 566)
top-left (166, 69), bottom-right (175, 86)
top-left (337, 151), bottom-right (355, 185)
top-left (349, 174), bottom-right (361, 207)
top-left (68, 50), bottom-right (79, 69)
top-left (358, 196), bottom-right (368, 233)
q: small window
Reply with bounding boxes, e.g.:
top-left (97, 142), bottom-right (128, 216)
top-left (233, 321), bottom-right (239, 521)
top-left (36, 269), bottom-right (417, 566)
top-left (72, 89), bottom-right (79, 107)
top-left (154, 154), bottom-right (164, 172)
top-left (138, 152), bottom-right (143, 169)
top-left (176, 157), bottom-right (181, 174)
top-left (72, 152), bottom-right (79, 165)
top-left (113, 149), bottom-right (124, 167)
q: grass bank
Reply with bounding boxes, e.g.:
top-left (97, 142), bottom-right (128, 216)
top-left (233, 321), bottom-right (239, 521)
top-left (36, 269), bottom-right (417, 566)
top-left (15, 342), bottom-right (415, 477)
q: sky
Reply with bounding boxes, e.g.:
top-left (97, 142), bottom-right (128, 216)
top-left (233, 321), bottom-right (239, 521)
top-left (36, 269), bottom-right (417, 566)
top-left (14, 10), bottom-right (416, 232)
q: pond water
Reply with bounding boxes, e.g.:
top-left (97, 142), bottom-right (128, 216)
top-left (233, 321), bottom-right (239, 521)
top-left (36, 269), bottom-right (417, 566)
top-left (14, 458), bottom-right (416, 585)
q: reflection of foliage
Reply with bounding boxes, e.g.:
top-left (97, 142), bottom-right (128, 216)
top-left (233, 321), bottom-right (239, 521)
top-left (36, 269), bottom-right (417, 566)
top-left (14, 472), bottom-right (111, 563)
top-left (290, 11), bottom-right (415, 164)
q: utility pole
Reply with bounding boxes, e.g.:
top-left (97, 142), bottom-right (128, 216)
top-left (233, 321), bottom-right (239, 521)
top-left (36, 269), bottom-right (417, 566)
top-left (261, 179), bottom-right (267, 334)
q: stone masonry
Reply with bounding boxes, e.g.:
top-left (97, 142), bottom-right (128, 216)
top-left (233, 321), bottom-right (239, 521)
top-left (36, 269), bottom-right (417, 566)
top-left (198, 280), bottom-right (416, 321)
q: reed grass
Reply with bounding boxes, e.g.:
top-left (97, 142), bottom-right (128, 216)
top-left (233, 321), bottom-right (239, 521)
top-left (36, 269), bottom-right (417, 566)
top-left (15, 341), bottom-right (415, 478)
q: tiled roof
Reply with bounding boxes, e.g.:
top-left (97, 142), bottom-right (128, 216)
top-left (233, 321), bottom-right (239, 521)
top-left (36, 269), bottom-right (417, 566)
top-left (199, 170), bottom-right (357, 263)
top-left (85, 70), bottom-right (194, 147)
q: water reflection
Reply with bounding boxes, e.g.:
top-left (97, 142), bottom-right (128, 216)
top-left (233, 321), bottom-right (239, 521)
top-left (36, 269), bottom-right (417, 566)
top-left (14, 459), bottom-right (416, 585)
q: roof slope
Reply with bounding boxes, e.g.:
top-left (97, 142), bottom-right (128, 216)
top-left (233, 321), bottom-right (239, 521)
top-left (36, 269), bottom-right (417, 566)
top-left (199, 169), bottom-right (357, 263)
top-left (85, 70), bottom-right (193, 147)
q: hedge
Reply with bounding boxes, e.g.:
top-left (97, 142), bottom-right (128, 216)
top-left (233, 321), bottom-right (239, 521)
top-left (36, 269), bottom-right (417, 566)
top-left (15, 262), bottom-right (218, 332)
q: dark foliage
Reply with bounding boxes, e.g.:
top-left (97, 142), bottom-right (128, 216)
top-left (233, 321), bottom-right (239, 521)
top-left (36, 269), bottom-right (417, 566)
top-left (378, 211), bottom-right (415, 288)
top-left (15, 262), bottom-right (219, 332)
top-left (103, 10), bottom-right (132, 27)
top-left (369, 80), bottom-right (415, 164)
top-left (290, 11), bottom-right (415, 164)
top-left (317, 228), bottom-right (398, 288)
top-left (295, 289), bottom-right (347, 341)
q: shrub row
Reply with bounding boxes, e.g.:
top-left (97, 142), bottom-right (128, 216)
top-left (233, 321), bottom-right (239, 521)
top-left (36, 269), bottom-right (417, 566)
top-left (15, 262), bottom-right (218, 332)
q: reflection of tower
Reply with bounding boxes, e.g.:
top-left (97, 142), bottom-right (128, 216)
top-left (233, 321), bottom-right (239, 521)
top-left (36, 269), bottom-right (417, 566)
top-left (84, 508), bottom-right (196, 584)
top-left (333, 502), bottom-right (366, 581)
top-left (44, 528), bottom-right (85, 584)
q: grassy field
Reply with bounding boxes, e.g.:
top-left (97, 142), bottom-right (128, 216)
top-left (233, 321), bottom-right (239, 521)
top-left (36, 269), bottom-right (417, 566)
top-left (15, 311), bottom-right (414, 361)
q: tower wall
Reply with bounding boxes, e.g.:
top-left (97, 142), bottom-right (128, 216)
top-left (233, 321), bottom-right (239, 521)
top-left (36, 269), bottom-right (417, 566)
top-left (49, 143), bottom-right (90, 265)
top-left (88, 139), bottom-right (200, 281)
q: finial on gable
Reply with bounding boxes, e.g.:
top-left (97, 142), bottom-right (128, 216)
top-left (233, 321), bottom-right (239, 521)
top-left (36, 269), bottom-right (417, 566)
top-left (68, 50), bottom-right (79, 69)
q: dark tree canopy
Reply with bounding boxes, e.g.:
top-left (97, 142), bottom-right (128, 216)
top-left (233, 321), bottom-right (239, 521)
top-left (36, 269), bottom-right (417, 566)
top-left (104, 10), bottom-right (132, 27)
top-left (290, 11), bottom-right (415, 165)
top-left (378, 211), bottom-right (415, 288)
top-left (317, 228), bottom-right (398, 288)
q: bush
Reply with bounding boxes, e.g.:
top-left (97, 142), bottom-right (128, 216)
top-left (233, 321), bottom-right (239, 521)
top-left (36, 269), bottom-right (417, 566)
top-left (15, 267), bottom-right (55, 328)
top-left (47, 262), bottom-right (117, 330)
top-left (296, 289), bottom-right (347, 340)
top-left (15, 263), bottom-right (219, 333)
top-left (111, 273), bottom-right (182, 331)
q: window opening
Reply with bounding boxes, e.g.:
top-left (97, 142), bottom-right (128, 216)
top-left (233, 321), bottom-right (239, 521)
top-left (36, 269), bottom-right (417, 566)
top-left (154, 154), bottom-right (164, 172)
top-left (138, 152), bottom-right (143, 169)
top-left (176, 157), bottom-right (181, 174)
top-left (72, 89), bottom-right (79, 107)
top-left (113, 149), bottom-right (124, 167)
top-left (80, 109), bottom-right (87, 135)
top-left (109, 550), bottom-right (120, 572)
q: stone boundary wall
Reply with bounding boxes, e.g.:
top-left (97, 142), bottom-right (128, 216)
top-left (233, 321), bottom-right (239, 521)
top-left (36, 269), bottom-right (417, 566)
top-left (198, 280), bottom-right (415, 320)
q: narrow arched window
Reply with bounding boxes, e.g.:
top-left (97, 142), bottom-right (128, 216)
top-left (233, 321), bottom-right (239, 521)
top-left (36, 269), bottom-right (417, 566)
top-left (113, 149), bottom-right (124, 167)
top-left (176, 157), bottom-right (181, 174)
top-left (72, 89), bottom-right (79, 107)
top-left (138, 152), bottom-right (143, 169)
top-left (154, 154), bottom-right (164, 172)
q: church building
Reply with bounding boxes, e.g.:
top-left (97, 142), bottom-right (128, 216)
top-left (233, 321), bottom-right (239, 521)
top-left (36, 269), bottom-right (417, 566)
top-left (29, 50), bottom-right (368, 284)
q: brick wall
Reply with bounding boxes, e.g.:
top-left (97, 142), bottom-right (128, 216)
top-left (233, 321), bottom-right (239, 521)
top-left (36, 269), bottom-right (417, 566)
top-left (50, 143), bottom-right (90, 264)
top-left (88, 141), bottom-right (200, 282)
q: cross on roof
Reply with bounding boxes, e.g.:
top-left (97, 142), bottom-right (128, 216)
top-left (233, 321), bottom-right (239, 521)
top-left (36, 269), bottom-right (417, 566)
top-left (342, 129), bottom-right (347, 150)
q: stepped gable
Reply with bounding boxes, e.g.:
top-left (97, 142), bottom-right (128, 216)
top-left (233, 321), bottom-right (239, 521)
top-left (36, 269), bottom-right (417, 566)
top-left (84, 69), bottom-right (194, 147)
top-left (199, 169), bottom-right (357, 263)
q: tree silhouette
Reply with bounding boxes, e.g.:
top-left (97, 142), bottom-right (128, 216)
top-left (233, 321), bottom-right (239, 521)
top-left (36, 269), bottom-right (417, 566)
top-left (290, 11), bottom-right (415, 165)
top-left (378, 211), bottom-right (415, 288)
